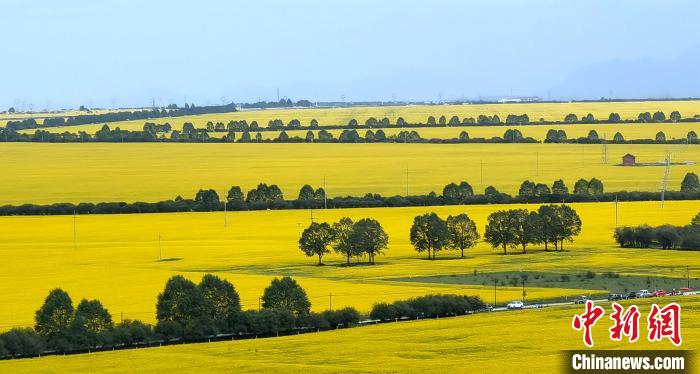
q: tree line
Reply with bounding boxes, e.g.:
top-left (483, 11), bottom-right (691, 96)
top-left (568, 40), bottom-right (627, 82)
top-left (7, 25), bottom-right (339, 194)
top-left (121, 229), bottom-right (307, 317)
top-left (193, 110), bottom-right (698, 133)
top-left (545, 129), bottom-right (698, 144)
top-left (299, 204), bottom-right (582, 265)
top-left (0, 274), bottom-right (485, 360)
top-left (4, 103), bottom-right (238, 131)
top-left (0, 174), bottom-right (698, 217)
top-left (614, 212), bottom-right (700, 250)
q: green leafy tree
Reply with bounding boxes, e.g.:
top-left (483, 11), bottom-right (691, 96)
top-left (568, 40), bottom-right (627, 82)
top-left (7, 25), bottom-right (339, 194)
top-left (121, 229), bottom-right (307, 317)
top-left (484, 210), bottom-right (515, 254)
top-left (588, 178), bottom-right (604, 195)
top-left (446, 214), bottom-right (479, 257)
top-left (564, 113), bottom-right (578, 123)
top-left (156, 275), bottom-right (208, 325)
top-left (553, 205), bottom-right (582, 250)
top-left (613, 132), bottom-right (624, 142)
top-left (681, 172), bottom-right (700, 193)
top-left (410, 213), bottom-right (450, 260)
top-left (227, 186), bottom-right (244, 204)
top-left (299, 222), bottom-right (334, 265)
top-left (587, 130), bottom-right (599, 141)
top-left (35, 289), bottom-right (74, 338)
top-left (72, 299), bottom-right (113, 334)
top-left (655, 131), bottom-right (666, 143)
top-left (199, 274), bottom-right (240, 329)
top-left (194, 189), bottom-right (221, 211)
top-left (534, 183), bottom-right (551, 197)
top-left (652, 111), bottom-right (666, 122)
top-left (427, 116), bottom-right (436, 125)
top-left (298, 184), bottom-right (316, 201)
top-left (670, 111), bottom-right (681, 122)
top-left (573, 179), bottom-right (589, 195)
top-left (536, 205), bottom-right (558, 251)
top-left (331, 217), bottom-right (357, 264)
top-left (262, 276), bottom-right (311, 317)
top-left (305, 130), bottom-right (315, 142)
top-left (688, 131), bottom-right (698, 144)
top-left (552, 179), bottom-right (568, 195)
top-left (608, 113), bottom-right (621, 122)
top-left (349, 218), bottom-right (389, 264)
top-left (518, 180), bottom-right (536, 196)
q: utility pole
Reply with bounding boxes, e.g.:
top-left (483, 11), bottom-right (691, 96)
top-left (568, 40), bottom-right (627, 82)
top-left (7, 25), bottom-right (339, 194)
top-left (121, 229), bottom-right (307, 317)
top-left (522, 279), bottom-right (526, 304)
top-left (405, 167), bottom-right (409, 196)
top-left (614, 195), bottom-right (619, 228)
top-left (259, 297), bottom-right (262, 312)
top-left (661, 151), bottom-right (670, 208)
top-left (72, 211), bottom-right (77, 250)
top-left (480, 159), bottom-right (483, 186)
top-left (494, 279), bottom-right (497, 307)
top-left (223, 197), bottom-right (228, 227)
top-left (323, 174), bottom-right (327, 209)
top-left (687, 266), bottom-right (691, 289)
top-left (310, 209), bottom-right (315, 223)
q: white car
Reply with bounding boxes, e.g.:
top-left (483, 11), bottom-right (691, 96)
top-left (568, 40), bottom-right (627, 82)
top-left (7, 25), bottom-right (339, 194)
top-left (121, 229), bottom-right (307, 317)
top-left (637, 290), bottom-right (653, 298)
top-left (506, 300), bottom-right (524, 310)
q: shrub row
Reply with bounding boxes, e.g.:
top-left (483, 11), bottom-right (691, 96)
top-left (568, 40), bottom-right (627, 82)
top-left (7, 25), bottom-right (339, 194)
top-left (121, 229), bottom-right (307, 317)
top-left (369, 294), bottom-right (486, 321)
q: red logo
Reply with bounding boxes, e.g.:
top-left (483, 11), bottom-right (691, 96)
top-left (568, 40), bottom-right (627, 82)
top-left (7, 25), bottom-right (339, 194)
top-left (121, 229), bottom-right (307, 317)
top-left (572, 301), bottom-right (682, 347)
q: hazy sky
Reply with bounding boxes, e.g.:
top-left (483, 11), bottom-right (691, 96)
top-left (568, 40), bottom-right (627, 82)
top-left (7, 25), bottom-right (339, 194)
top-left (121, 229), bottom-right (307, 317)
top-left (2, 0), bottom-right (699, 109)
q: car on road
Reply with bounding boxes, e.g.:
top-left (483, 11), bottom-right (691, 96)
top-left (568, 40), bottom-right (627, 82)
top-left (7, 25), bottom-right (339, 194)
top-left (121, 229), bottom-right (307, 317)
top-left (636, 289), bottom-right (653, 298)
top-left (623, 291), bottom-right (637, 299)
top-left (654, 289), bottom-right (668, 297)
top-left (607, 293), bottom-right (622, 301)
top-left (574, 296), bottom-right (589, 304)
top-left (506, 300), bottom-right (524, 310)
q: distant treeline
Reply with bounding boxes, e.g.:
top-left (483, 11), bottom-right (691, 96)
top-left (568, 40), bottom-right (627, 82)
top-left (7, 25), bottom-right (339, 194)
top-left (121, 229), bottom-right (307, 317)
top-left (1, 174), bottom-right (698, 216)
top-left (210, 110), bottom-right (699, 133)
top-left (0, 273), bottom-right (485, 360)
top-left (614, 213), bottom-right (700, 250)
top-left (237, 98), bottom-right (313, 109)
top-left (3, 103), bottom-right (237, 131)
top-left (544, 129), bottom-right (698, 144)
top-left (2, 125), bottom-right (697, 145)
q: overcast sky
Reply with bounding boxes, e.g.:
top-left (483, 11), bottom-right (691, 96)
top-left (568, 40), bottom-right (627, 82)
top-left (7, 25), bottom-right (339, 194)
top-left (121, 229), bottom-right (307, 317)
top-left (1, 0), bottom-right (699, 109)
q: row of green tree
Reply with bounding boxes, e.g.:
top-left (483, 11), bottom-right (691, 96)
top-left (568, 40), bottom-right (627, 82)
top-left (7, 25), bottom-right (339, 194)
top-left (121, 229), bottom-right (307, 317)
top-left (0, 275), bottom-right (359, 358)
top-left (192, 110), bottom-right (696, 133)
top-left (299, 218), bottom-right (389, 264)
top-left (613, 213), bottom-right (700, 250)
top-left (0, 274), bottom-right (486, 359)
top-left (5, 103), bottom-right (237, 131)
top-left (545, 129), bottom-right (698, 144)
top-left (0, 174), bottom-right (698, 217)
top-left (299, 204), bottom-right (582, 265)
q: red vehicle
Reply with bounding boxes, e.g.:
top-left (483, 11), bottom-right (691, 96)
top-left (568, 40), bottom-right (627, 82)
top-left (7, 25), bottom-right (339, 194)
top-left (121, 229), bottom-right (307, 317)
top-left (654, 289), bottom-right (668, 297)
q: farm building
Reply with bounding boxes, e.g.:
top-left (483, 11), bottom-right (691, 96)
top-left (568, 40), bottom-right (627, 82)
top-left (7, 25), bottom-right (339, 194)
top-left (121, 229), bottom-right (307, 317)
top-left (622, 153), bottom-right (636, 166)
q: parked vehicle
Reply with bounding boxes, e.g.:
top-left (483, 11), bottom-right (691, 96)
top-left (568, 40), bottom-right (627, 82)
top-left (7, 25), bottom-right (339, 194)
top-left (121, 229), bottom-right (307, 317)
top-left (507, 300), bottom-right (524, 310)
top-left (607, 293), bottom-right (622, 301)
top-left (678, 287), bottom-right (695, 296)
top-left (654, 290), bottom-right (668, 297)
top-left (636, 289), bottom-right (653, 298)
top-left (623, 291), bottom-right (637, 299)
top-left (574, 296), bottom-right (589, 304)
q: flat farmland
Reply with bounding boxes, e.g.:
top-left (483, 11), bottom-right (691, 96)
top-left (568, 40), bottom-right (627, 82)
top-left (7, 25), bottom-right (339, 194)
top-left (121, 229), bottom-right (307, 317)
top-left (0, 200), bottom-right (697, 330)
top-left (13, 100), bottom-right (700, 134)
top-left (2, 297), bottom-right (697, 373)
top-left (0, 143), bottom-right (697, 205)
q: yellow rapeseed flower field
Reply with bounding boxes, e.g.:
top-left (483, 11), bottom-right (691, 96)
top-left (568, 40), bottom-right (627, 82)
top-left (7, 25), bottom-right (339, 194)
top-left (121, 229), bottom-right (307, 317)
top-left (1, 297), bottom-right (697, 373)
top-left (15, 100), bottom-right (700, 133)
top-left (0, 143), bottom-right (697, 205)
top-left (0, 200), bottom-right (697, 331)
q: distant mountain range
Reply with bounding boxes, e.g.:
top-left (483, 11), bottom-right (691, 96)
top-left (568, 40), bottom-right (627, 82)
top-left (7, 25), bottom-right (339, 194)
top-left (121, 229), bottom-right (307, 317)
top-left (548, 47), bottom-right (700, 100)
